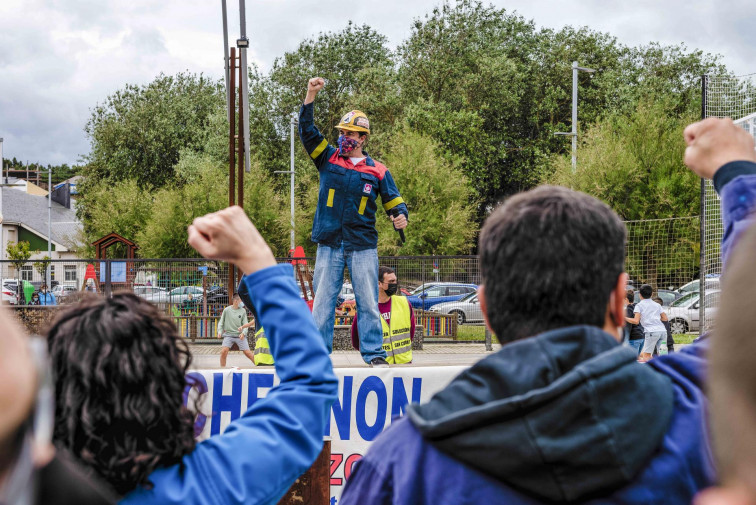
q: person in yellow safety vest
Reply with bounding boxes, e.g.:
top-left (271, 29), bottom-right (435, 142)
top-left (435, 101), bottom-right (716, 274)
top-left (351, 266), bottom-right (415, 364)
top-left (253, 327), bottom-right (274, 366)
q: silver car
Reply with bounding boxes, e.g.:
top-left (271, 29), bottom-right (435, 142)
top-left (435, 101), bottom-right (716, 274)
top-left (666, 290), bottom-right (719, 334)
top-left (167, 286), bottom-right (204, 304)
top-left (428, 292), bottom-right (484, 325)
top-left (134, 285), bottom-right (170, 303)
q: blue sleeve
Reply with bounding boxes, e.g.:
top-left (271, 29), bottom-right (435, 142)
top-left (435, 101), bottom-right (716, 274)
top-left (121, 264), bottom-right (338, 505)
top-left (714, 161), bottom-right (756, 268)
top-left (379, 169), bottom-right (409, 219)
top-left (298, 102), bottom-right (335, 170)
top-left (340, 456), bottom-right (394, 505)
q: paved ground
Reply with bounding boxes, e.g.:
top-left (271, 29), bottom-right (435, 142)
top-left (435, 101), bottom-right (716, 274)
top-left (189, 343), bottom-right (501, 369)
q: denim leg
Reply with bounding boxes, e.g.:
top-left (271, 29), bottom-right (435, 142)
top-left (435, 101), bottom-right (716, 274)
top-left (347, 248), bottom-right (386, 363)
top-left (312, 244), bottom-right (345, 354)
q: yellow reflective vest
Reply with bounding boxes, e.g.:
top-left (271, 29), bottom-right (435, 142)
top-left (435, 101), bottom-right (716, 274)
top-left (254, 327), bottom-right (274, 365)
top-left (380, 296), bottom-right (413, 364)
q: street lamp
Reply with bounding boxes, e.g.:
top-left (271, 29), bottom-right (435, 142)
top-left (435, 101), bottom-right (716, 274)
top-left (274, 112), bottom-right (298, 252)
top-left (555, 61), bottom-right (596, 173)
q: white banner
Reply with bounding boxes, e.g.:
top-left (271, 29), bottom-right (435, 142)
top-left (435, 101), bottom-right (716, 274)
top-left (184, 366), bottom-right (467, 503)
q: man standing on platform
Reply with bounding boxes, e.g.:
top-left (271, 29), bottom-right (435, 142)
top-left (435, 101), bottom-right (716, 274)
top-left (299, 76), bottom-right (409, 368)
top-left (351, 266), bottom-right (414, 364)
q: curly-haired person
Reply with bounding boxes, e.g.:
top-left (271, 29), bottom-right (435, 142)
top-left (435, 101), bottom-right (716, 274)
top-left (47, 206), bottom-right (338, 505)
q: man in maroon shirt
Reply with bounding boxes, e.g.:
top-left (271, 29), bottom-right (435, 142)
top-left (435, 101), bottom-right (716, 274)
top-left (351, 266), bottom-right (415, 364)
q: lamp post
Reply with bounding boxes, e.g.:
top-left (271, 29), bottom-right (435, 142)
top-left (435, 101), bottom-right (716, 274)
top-left (555, 61), bottom-right (596, 173)
top-left (275, 112), bottom-right (298, 252)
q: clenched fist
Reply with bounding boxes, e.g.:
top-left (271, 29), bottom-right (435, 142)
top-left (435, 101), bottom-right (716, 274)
top-left (308, 77), bottom-right (325, 92)
top-left (684, 117), bottom-right (756, 180)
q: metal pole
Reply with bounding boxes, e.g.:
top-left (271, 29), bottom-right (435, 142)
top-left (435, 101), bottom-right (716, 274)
top-left (221, 0), bottom-right (231, 112)
top-left (290, 113), bottom-right (297, 252)
top-left (571, 61), bottom-right (578, 173)
top-left (699, 74), bottom-right (707, 333)
top-left (47, 168), bottom-right (51, 286)
top-left (228, 47), bottom-right (236, 297)
top-left (239, 0), bottom-right (251, 173)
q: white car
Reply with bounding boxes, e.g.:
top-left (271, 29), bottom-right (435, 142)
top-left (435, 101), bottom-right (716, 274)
top-left (340, 283), bottom-right (355, 302)
top-left (167, 286), bottom-right (204, 304)
top-left (134, 285), bottom-right (170, 303)
top-left (52, 284), bottom-right (78, 300)
top-left (666, 290), bottom-right (719, 334)
top-left (1, 279), bottom-right (21, 305)
top-left (428, 292), bottom-right (484, 325)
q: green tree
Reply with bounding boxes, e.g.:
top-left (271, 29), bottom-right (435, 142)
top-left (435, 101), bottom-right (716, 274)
top-left (546, 99), bottom-right (700, 287)
top-left (84, 72), bottom-right (224, 189)
top-left (33, 255), bottom-right (51, 279)
top-left (7, 241), bottom-right (31, 291)
top-left (138, 152), bottom-right (290, 258)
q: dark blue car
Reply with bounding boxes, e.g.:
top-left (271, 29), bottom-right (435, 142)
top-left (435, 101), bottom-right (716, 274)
top-left (407, 282), bottom-right (478, 310)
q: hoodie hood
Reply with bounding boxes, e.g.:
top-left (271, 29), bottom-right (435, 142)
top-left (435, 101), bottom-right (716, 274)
top-left (408, 325), bottom-right (674, 503)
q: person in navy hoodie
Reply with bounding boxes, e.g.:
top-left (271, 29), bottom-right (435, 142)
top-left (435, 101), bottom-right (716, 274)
top-left (341, 183), bottom-right (715, 504)
top-left (683, 118), bottom-right (756, 505)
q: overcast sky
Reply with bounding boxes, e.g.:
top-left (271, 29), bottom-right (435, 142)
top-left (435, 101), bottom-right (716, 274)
top-left (0, 0), bottom-right (753, 167)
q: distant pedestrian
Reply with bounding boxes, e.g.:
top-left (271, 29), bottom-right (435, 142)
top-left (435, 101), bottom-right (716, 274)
top-left (626, 284), bottom-right (668, 362)
top-left (624, 290), bottom-right (644, 355)
top-left (218, 293), bottom-right (254, 367)
top-left (38, 284), bottom-right (57, 306)
top-left (28, 291), bottom-right (41, 305)
top-left (653, 296), bottom-right (675, 353)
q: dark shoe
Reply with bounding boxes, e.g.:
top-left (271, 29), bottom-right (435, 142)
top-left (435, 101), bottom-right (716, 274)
top-left (369, 357), bottom-right (390, 368)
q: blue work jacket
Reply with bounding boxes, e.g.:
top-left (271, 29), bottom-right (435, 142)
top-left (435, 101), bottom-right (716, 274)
top-left (299, 102), bottom-right (408, 251)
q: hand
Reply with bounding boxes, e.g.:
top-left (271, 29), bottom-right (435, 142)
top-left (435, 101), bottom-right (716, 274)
top-left (188, 206), bottom-right (276, 275)
top-left (217, 334), bottom-right (222, 339)
top-left (684, 117), bottom-right (756, 179)
top-left (307, 77), bottom-right (325, 93)
top-left (239, 334), bottom-right (244, 340)
top-left (391, 214), bottom-right (408, 230)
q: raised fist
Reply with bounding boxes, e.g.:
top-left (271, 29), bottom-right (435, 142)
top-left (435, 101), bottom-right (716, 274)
top-left (308, 77), bottom-right (325, 92)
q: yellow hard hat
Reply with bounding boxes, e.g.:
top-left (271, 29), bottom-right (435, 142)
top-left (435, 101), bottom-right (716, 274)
top-left (336, 110), bottom-right (370, 134)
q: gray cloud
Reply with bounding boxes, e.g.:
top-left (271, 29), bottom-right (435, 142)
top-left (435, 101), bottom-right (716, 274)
top-left (0, 0), bottom-right (754, 166)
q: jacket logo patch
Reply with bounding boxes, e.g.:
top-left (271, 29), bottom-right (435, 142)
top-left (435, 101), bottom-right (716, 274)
top-left (363, 183), bottom-right (373, 193)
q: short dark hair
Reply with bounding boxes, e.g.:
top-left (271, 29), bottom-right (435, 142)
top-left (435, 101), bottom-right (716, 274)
top-left (46, 292), bottom-right (196, 495)
top-left (625, 290), bottom-right (634, 304)
top-left (232, 292), bottom-right (241, 300)
top-left (653, 297), bottom-right (663, 305)
top-left (639, 284), bottom-right (653, 299)
top-left (479, 186), bottom-right (626, 343)
top-left (379, 266), bottom-right (395, 283)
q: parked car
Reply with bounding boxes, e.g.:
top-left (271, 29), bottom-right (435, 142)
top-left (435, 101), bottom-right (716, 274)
top-left (666, 290), bottom-right (720, 334)
top-left (630, 288), bottom-right (681, 306)
top-left (1, 279), bottom-right (20, 305)
top-left (340, 283), bottom-right (355, 302)
top-left (676, 276), bottom-right (721, 295)
top-left (133, 285), bottom-right (170, 303)
top-left (167, 286), bottom-right (204, 304)
top-left (52, 284), bottom-right (78, 301)
top-left (406, 283), bottom-right (478, 311)
top-left (428, 291), bottom-right (484, 325)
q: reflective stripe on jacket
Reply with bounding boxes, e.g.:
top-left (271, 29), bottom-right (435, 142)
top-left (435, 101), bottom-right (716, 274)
top-left (254, 327), bottom-right (274, 365)
top-left (298, 102), bottom-right (408, 251)
top-left (380, 296), bottom-right (413, 364)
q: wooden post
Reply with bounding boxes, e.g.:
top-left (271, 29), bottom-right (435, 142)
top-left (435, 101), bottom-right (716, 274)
top-left (277, 439), bottom-right (331, 505)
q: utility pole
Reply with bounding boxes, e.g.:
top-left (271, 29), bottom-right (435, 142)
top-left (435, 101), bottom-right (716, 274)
top-left (238, 0), bottom-right (251, 173)
top-left (221, 0), bottom-right (230, 112)
top-left (47, 167), bottom-right (51, 286)
top-left (275, 112), bottom-right (298, 252)
top-left (555, 61), bottom-right (596, 172)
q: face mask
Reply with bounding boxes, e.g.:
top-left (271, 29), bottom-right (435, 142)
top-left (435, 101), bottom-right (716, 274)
top-left (238, 301), bottom-right (244, 308)
top-left (337, 134), bottom-right (359, 156)
top-left (384, 283), bottom-right (398, 297)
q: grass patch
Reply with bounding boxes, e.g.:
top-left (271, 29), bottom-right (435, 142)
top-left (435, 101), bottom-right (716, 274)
top-left (456, 325), bottom-right (487, 341)
top-left (673, 333), bottom-right (697, 345)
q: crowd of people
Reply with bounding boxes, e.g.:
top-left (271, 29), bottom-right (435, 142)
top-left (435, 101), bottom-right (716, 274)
top-left (2, 84), bottom-right (756, 505)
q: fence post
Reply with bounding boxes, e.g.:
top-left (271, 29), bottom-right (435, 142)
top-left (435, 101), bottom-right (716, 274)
top-left (484, 325), bottom-right (493, 352)
top-left (104, 260), bottom-right (112, 298)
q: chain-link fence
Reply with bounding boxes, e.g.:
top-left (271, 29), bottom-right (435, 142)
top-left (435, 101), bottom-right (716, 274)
top-left (701, 72), bottom-right (756, 331)
top-left (4, 218), bottom-right (704, 340)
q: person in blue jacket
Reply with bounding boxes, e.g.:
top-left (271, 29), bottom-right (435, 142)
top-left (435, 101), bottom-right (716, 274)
top-left (47, 206), bottom-right (338, 505)
top-left (341, 183), bottom-right (715, 504)
top-left (38, 284), bottom-right (56, 305)
top-left (299, 76), bottom-right (408, 367)
top-left (683, 118), bottom-right (756, 505)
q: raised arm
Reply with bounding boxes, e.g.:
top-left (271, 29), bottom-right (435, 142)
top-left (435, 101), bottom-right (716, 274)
top-left (122, 207), bottom-right (338, 505)
top-left (299, 77), bottom-right (334, 169)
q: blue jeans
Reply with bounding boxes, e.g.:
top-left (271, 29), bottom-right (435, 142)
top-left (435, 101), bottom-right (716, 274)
top-left (312, 244), bottom-right (386, 363)
top-left (627, 339), bottom-right (643, 356)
